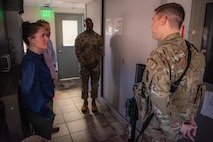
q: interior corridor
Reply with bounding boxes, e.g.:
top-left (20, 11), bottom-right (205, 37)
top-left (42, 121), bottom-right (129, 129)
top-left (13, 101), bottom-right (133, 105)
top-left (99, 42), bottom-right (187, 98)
top-left (51, 79), bottom-right (129, 142)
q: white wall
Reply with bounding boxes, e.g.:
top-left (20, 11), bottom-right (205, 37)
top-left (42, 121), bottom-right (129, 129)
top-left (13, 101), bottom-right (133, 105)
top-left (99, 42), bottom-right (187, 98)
top-left (86, 0), bottom-right (102, 34)
top-left (103, 0), bottom-right (162, 122)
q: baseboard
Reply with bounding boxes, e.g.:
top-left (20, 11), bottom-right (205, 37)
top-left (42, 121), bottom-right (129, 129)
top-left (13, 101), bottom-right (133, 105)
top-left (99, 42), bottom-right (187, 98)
top-left (98, 97), bottom-right (142, 141)
top-left (98, 97), bottom-right (129, 127)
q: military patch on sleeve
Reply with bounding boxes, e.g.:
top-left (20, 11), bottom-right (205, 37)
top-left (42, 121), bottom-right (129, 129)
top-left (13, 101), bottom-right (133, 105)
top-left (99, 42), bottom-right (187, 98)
top-left (147, 58), bottom-right (157, 70)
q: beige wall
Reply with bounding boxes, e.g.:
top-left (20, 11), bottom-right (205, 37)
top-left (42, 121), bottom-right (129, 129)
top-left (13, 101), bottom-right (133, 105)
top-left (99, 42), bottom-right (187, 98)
top-left (86, 0), bottom-right (102, 35)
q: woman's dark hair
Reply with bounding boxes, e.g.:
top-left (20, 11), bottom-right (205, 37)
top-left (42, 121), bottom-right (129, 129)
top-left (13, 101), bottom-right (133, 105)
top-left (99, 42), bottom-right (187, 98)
top-left (22, 22), bottom-right (43, 46)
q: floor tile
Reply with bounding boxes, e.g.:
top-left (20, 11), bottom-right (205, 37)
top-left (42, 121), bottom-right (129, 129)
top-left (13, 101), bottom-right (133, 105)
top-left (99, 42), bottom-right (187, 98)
top-left (90, 126), bottom-right (117, 141)
top-left (71, 130), bottom-right (97, 142)
top-left (53, 104), bottom-right (62, 115)
top-left (71, 96), bottom-right (84, 103)
top-left (110, 122), bottom-right (126, 135)
top-left (67, 119), bottom-right (88, 133)
top-left (52, 134), bottom-right (73, 142)
top-left (53, 113), bottom-right (65, 125)
top-left (102, 135), bottom-right (127, 142)
top-left (51, 80), bottom-right (128, 142)
top-left (60, 104), bottom-right (78, 113)
top-left (63, 111), bottom-right (83, 122)
top-left (56, 98), bottom-right (73, 106)
top-left (52, 123), bottom-right (69, 138)
top-left (102, 111), bottom-right (118, 123)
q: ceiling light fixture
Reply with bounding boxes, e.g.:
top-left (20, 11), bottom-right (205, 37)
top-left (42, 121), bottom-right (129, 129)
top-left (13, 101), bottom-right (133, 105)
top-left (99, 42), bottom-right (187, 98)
top-left (41, 3), bottom-right (52, 10)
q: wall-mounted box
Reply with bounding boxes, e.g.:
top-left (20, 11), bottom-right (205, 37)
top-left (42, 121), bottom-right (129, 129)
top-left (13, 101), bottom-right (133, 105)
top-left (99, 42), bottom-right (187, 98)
top-left (3, 0), bottom-right (24, 14)
top-left (0, 54), bottom-right (11, 72)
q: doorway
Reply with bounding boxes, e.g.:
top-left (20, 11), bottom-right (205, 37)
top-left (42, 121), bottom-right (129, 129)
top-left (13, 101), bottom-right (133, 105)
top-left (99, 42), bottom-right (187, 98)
top-left (202, 3), bottom-right (213, 84)
top-left (55, 13), bottom-right (83, 80)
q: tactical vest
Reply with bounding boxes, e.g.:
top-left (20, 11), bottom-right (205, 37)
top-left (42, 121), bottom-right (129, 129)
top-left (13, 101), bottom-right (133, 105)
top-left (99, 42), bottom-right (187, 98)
top-left (172, 44), bottom-right (206, 120)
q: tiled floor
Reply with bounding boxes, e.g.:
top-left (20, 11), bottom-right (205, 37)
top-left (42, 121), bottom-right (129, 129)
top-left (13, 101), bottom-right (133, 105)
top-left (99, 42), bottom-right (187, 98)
top-left (51, 79), bottom-right (129, 142)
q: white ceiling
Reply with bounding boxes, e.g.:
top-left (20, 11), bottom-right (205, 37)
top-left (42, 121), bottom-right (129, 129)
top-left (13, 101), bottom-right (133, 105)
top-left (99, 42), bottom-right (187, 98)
top-left (24, 0), bottom-right (97, 8)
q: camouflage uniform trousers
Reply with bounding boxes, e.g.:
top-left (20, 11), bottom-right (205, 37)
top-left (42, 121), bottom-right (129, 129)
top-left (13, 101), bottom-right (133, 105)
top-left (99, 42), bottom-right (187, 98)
top-left (80, 64), bottom-right (100, 100)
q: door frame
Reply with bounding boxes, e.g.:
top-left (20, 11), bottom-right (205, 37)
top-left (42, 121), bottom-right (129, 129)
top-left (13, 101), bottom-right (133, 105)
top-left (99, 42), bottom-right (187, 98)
top-left (189, 0), bottom-right (213, 49)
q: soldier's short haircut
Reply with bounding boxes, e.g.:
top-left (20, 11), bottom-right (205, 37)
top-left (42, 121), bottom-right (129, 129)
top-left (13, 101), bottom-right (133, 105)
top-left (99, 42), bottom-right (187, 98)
top-left (84, 18), bottom-right (93, 23)
top-left (155, 3), bottom-right (185, 29)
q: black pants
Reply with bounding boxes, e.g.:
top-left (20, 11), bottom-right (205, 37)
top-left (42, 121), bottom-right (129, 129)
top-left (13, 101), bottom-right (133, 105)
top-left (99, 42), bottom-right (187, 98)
top-left (26, 102), bottom-right (54, 140)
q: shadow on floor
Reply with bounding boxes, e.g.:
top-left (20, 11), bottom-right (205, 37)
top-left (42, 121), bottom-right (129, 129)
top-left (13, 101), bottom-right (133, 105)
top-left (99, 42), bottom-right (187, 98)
top-left (52, 79), bottom-right (129, 142)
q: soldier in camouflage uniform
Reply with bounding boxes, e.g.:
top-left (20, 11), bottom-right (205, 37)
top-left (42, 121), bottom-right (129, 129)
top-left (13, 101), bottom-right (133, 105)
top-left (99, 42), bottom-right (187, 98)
top-left (75, 18), bottom-right (104, 113)
top-left (141, 3), bottom-right (205, 142)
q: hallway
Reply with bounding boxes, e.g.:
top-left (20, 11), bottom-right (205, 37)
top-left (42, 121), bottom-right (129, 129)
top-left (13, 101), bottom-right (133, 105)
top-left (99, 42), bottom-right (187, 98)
top-left (51, 79), bottom-right (129, 142)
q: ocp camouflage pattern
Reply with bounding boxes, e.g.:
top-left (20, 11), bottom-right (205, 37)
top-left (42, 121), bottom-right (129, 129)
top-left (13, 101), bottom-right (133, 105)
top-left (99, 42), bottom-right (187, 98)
top-left (141, 33), bottom-right (205, 141)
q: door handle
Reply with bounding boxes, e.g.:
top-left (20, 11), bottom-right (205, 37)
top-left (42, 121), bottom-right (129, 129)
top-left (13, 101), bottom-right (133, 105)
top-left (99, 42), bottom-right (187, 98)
top-left (58, 49), bottom-right (63, 53)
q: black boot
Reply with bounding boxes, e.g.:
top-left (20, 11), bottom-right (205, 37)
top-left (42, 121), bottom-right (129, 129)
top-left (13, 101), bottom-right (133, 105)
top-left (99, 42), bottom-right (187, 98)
top-left (52, 126), bottom-right (60, 134)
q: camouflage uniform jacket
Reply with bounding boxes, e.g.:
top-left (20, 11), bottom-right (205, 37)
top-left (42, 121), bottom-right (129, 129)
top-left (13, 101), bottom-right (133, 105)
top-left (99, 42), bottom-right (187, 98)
top-left (75, 30), bottom-right (104, 68)
top-left (143, 33), bottom-right (205, 141)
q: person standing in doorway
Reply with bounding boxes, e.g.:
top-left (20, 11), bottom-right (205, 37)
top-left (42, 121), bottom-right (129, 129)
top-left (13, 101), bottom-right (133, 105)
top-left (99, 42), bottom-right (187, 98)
top-left (20, 21), bottom-right (55, 140)
top-left (75, 18), bottom-right (104, 113)
top-left (140, 3), bottom-right (205, 142)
